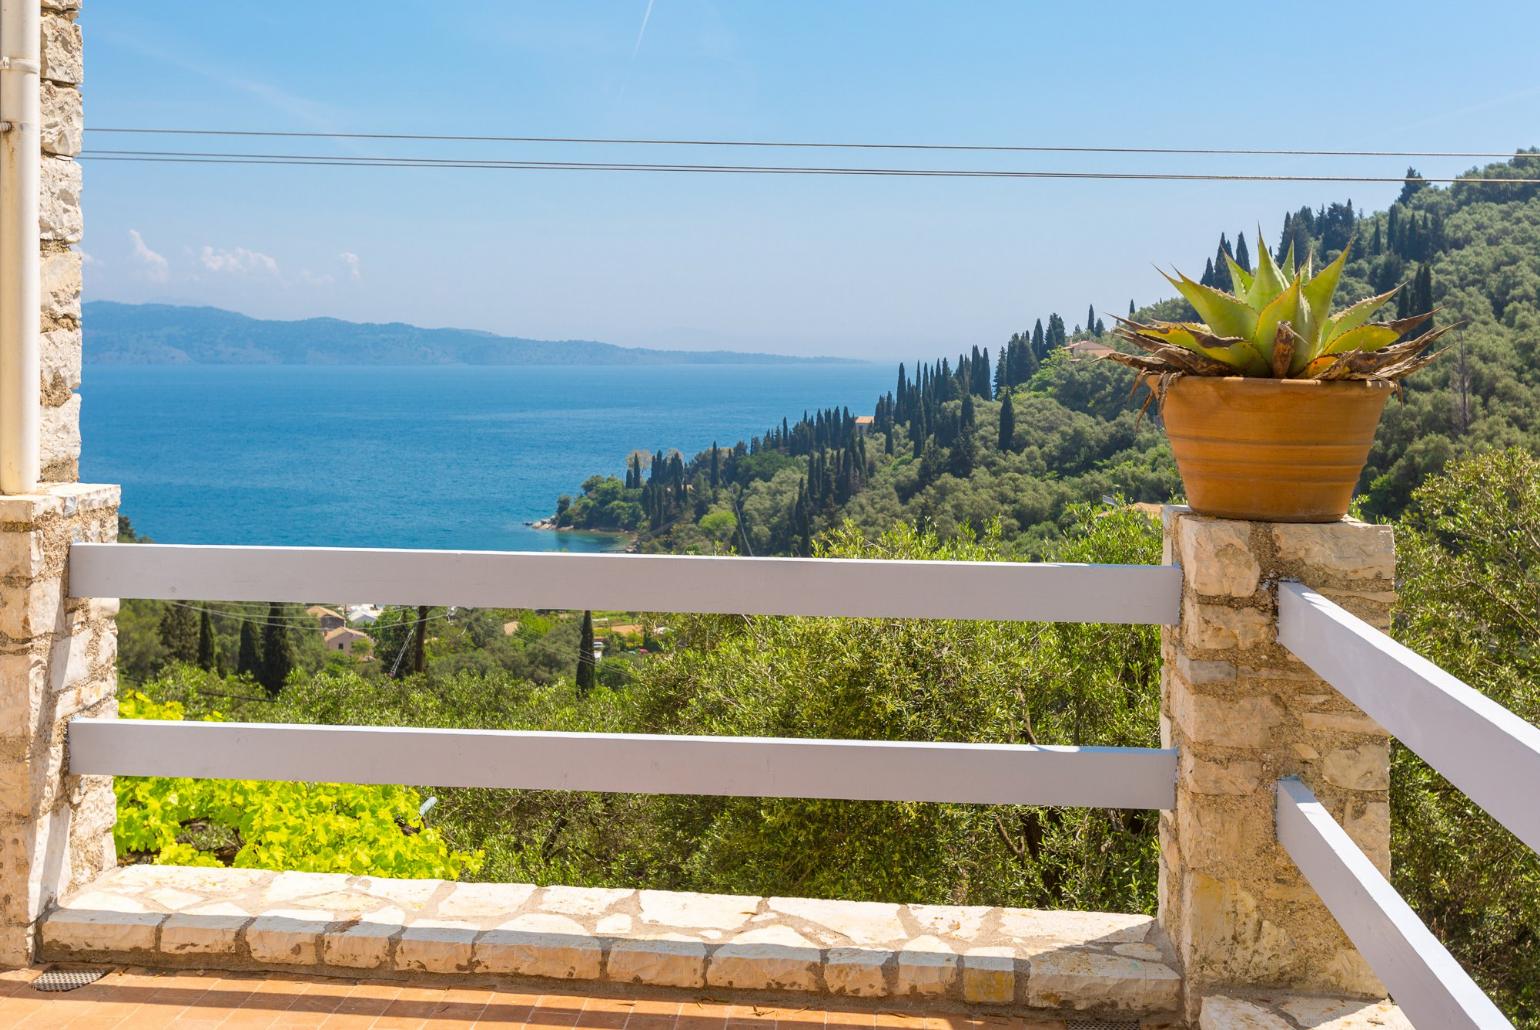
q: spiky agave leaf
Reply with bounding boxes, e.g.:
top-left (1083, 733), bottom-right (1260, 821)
top-left (1092, 230), bottom-right (1444, 387)
top-left (1319, 286), bottom-right (1401, 348)
top-left (1223, 252), bottom-right (1254, 294)
top-left (1253, 278), bottom-right (1301, 367)
top-left (1159, 271), bottom-right (1258, 340)
top-left (1300, 243), bottom-right (1352, 346)
top-left (1112, 316), bottom-right (1269, 374)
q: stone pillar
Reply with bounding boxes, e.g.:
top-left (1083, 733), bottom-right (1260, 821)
top-left (1158, 507), bottom-right (1396, 1020)
top-left (0, 0), bottom-right (110, 966)
top-left (40, 0), bottom-right (85, 482)
top-left (0, 483), bottom-right (118, 966)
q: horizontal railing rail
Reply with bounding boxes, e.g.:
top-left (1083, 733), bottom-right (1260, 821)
top-left (1278, 582), bottom-right (1540, 855)
top-left (1276, 779), bottom-right (1512, 1030)
top-left (66, 542), bottom-right (1183, 625)
top-left (67, 719), bottom-right (1178, 809)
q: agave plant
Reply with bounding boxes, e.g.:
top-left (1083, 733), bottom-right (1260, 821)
top-left (1103, 236), bottom-right (1449, 385)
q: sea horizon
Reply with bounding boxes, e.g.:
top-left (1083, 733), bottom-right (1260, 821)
top-left (80, 362), bottom-right (895, 552)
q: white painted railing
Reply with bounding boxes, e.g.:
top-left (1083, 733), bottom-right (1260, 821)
top-left (66, 542), bottom-right (1182, 624)
top-left (67, 721), bottom-right (1177, 809)
top-left (1278, 582), bottom-right (1540, 1028)
top-left (1276, 779), bottom-right (1512, 1030)
top-left (65, 542), bottom-right (1182, 810)
top-left (1278, 582), bottom-right (1540, 856)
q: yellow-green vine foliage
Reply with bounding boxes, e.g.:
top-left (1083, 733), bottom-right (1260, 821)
top-left (113, 691), bottom-right (482, 878)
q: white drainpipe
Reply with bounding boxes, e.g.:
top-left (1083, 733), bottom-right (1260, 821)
top-left (0, 0), bottom-right (41, 494)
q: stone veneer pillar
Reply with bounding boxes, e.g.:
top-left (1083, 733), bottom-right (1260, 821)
top-left (0, 484), bottom-right (118, 966)
top-left (39, 0), bottom-right (86, 483)
top-left (0, 0), bottom-right (117, 967)
top-left (1158, 506), bottom-right (1396, 1020)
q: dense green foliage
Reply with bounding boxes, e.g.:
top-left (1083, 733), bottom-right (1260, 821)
top-left (1390, 449), bottom-right (1540, 1023)
top-left (130, 509), bottom-right (1164, 909)
top-left (114, 689), bottom-right (481, 878)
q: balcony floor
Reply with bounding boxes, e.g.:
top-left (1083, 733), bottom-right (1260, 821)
top-left (0, 968), bottom-right (1073, 1029)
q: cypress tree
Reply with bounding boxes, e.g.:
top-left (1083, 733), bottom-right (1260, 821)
top-left (1128, 299), bottom-right (1136, 317)
top-left (998, 391), bottom-right (1015, 452)
top-left (710, 443), bottom-right (720, 491)
top-left (257, 603), bottom-right (293, 696)
top-left (1213, 234), bottom-right (1232, 291)
top-left (993, 344), bottom-right (1009, 398)
top-left (1087, 304), bottom-right (1097, 336)
top-left (1414, 263), bottom-right (1434, 317)
top-left (158, 604), bottom-right (199, 665)
top-left (412, 605), bottom-right (429, 675)
top-left (196, 609), bottom-right (216, 671)
top-left (1398, 167), bottom-right (1427, 206)
top-left (1031, 319), bottom-right (1045, 356)
top-left (237, 619), bottom-right (260, 678)
top-left (576, 611), bottom-right (596, 697)
top-left (1235, 232), bottom-right (1252, 273)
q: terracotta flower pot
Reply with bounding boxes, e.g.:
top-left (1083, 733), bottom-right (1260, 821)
top-left (1159, 377), bottom-right (1393, 522)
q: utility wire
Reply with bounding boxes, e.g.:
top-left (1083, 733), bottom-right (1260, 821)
top-left (75, 150), bottom-right (1540, 184)
top-left (83, 127), bottom-right (1537, 161)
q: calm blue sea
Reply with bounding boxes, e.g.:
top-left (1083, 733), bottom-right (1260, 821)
top-left (79, 363), bottom-right (893, 551)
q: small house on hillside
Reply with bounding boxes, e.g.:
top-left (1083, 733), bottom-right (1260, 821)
top-left (307, 606), bottom-right (346, 632)
top-left (346, 604), bottom-right (383, 626)
top-left (853, 415), bottom-right (875, 431)
top-left (324, 626), bottom-right (371, 655)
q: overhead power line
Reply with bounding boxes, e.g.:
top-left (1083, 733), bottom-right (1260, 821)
top-left (77, 149), bottom-right (1540, 184)
top-left (83, 127), bottom-right (1537, 161)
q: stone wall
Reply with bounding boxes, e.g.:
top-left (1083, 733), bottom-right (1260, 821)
top-left (0, 482), bottom-right (118, 966)
top-left (39, 0), bottom-right (84, 483)
top-left (1158, 507), bottom-right (1396, 1020)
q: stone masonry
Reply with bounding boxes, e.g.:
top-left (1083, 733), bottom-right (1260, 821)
top-left (0, 482), bottom-right (118, 965)
top-left (1159, 507), bottom-right (1397, 1020)
top-left (40, 865), bottom-right (1184, 1020)
top-left (39, 0), bottom-right (85, 483)
top-left (0, 0), bottom-right (114, 965)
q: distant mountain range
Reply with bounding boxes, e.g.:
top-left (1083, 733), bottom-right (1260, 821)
top-left (82, 302), bottom-right (856, 366)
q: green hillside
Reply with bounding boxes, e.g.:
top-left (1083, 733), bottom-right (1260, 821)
top-left (552, 152), bottom-right (1540, 553)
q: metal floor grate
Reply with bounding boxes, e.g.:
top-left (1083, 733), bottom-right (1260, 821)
top-left (31, 967), bottom-right (108, 992)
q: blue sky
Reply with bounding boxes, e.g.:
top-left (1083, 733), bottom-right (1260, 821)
top-left (80, 2), bottom-right (1540, 360)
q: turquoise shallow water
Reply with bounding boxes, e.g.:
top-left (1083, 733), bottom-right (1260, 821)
top-left (79, 363), bottom-right (892, 551)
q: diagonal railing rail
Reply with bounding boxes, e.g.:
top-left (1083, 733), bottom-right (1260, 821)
top-left (1278, 582), bottom-right (1540, 856)
top-left (1277, 779), bottom-right (1512, 1030)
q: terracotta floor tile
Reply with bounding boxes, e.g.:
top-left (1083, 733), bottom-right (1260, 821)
top-left (674, 1001), bottom-right (731, 1030)
top-left (0, 969), bottom-right (1091, 1030)
top-left (373, 985), bottom-right (450, 1030)
top-left (423, 987), bottom-right (495, 1027)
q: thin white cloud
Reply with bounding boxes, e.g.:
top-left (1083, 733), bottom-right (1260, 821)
top-left (300, 269), bottom-right (336, 287)
top-left (128, 230), bottom-right (168, 283)
top-left (339, 251), bottom-right (362, 282)
top-left (80, 250), bottom-right (98, 267)
top-left (200, 245), bottom-right (280, 277)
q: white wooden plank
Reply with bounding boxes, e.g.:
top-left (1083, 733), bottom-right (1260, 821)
top-left (67, 718), bottom-right (1178, 809)
top-left (1279, 582), bottom-right (1540, 856)
top-left (1276, 779), bottom-right (1511, 1030)
top-left (66, 543), bottom-right (1181, 624)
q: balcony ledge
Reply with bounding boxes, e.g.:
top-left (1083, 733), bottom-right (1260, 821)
top-left (38, 865), bottom-right (1183, 1020)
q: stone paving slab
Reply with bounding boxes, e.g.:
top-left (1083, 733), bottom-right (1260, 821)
top-left (37, 866), bottom-right (1182, 1019)
top-left (1199, 992), bottom-right (1411, 1029)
